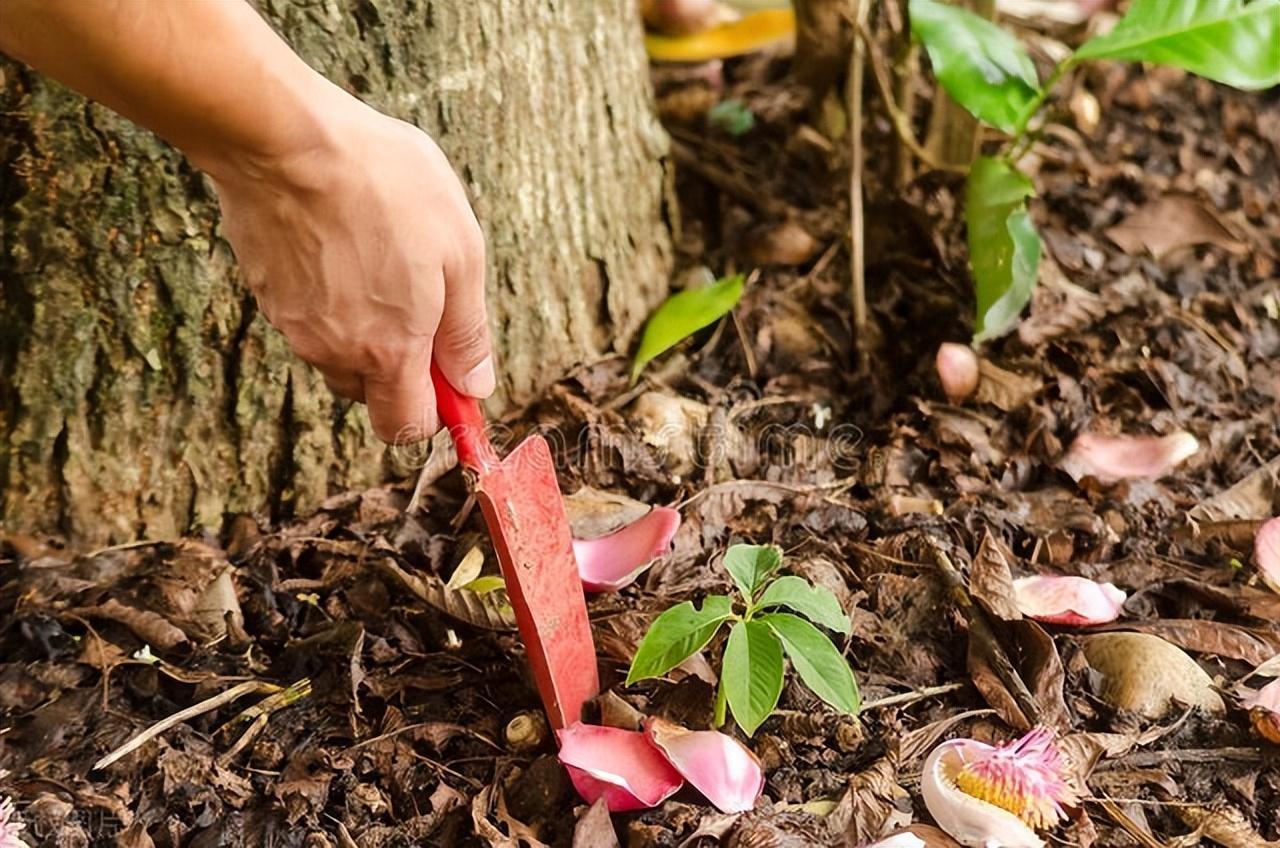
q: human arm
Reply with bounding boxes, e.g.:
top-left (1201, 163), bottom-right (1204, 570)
top-left (0, 0), bottom-right (494, 442)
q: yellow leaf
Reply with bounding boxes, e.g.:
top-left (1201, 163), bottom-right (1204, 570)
top-left (645, 9), bottom-right (795, 63)
top-left (446, 545), bottom-right (485, 590)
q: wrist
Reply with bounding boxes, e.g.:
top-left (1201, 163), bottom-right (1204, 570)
top-left (193, 59), bottom-right (359, 191)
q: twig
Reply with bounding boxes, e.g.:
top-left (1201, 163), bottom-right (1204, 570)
top-left (93, 680), bottom-right (281, 771)
top-left (668, 139), bottom-right (788, 217)
top-left (220, 677), bottom-right (312, 729)
top-left (855, 22), bottom-right (967, 175)
top-left (927, 540), bottom-right (1043, 727)
top-left (848, 0), bottom-right (872, 346)
top-left (1098, 747), bottom-right (1265, 769)
top-left (215, 679), bottom-right (313, 767)
top-left (862, 681), bottom-right (967, 711)
top-left (892, 38), bottom-right (920, 188)
top-left (1093, 796), bottom-right (1172, 848)
top-left (677, 476), bottom-right (858, 509)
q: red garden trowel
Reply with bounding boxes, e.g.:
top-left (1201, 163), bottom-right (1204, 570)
top-left (430, 363), bottom-right (599, 729)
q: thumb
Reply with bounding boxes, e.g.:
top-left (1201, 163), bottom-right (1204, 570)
top-left (363, 347), bottom-right (438, 444)
top-left (435, 223), bottom-right (495, 399)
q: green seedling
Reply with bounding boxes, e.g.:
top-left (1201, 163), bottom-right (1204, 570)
top-left (626, 543), bottom-right (860, 735)
top-left (910, 0), bottom-right (1280, 342)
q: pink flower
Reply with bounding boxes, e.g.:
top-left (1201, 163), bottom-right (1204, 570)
top-left (923, 728), bottom-right (1078, 848)
top-left (1255, 517), bottom-right (1280, 595)
top-left (1012, 575), bottom-right (1126, 626)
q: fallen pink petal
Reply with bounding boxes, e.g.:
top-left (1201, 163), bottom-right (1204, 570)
top-left (1058, 431), bottom-right (1199, 484)
top-left (645, 717), bottom-right (764, 813)
top-left (1013, 575), bottom-right (1126, 626)
top-left (0, 794), bottom-right (26, 848)
top-left (922, 728), bottom-right (1078, 848)
top-left (936, 342), bottom-right (979, 404)
top-left (557, 722), bottom-right (683, 812)
top-left (1254, 517), bottom-right (1280, 595)
top-left (1242, 677), bottom-right (1280, 743)
top-left (574, 506), bottom-right (681, 592)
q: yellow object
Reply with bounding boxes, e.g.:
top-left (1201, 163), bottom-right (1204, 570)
top-left (645, 8), bottom-right (795, 63)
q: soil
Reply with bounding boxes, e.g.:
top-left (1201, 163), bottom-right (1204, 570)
top-left (2, 9), bottom-right (1279, 848)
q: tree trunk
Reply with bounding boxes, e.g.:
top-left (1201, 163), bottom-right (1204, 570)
top-left (0, 0), bottom-right (672, 543)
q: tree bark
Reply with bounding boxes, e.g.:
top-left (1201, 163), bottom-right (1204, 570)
top-left (0, 0), bottom-right (672, 543)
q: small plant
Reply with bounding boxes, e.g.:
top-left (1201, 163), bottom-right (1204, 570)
top-left (626, 543), bottom-right (860, 735)
top-left (909, 0), bottom-right (1280, 343)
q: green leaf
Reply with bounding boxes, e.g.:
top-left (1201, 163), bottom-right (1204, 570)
top-left (631, 274), bottom-right (746, 382)
top-left (761, 613), bottom-right (861, 716)
top-left (723, 544), bottom-right (783, 601)
top-left (1074, 0), bottom-right (1280, 90)
top-left (755, 576), bottom-right (850, 634)
top-left (723, 619), bottom-right (784, 735)
top-left (909, 0), bottom-right (1041, 133)
top-left (967, 156), bottom-right (1041, 343)
top-left (708, 98), bottom-right (756, 136)
top-left (627, 595), bottom-right (734, 683)
top-left (462, 575), bottom-right (507, 595)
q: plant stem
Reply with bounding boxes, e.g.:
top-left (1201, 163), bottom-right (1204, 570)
top-left (848, 0), bottom-right (871, 347)
top-left (714, 679), bottom-right (728, 727)
top-left (1007, 58), bottom-right (1074, 158)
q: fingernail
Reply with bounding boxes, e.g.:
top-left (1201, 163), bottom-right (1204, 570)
top-left (460, 355), bottom-right (496, 398)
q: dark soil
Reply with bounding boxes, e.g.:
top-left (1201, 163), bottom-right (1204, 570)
top-left (2, 10), bottom-right (1279, 847)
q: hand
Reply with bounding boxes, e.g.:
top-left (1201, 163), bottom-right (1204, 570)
top-left (211, 92), bottom-right (493, 443)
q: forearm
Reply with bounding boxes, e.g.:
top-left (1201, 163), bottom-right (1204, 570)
top-left (0, 0), bottom-right (338, 178)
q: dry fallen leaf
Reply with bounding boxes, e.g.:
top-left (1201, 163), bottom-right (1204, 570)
top-left (1105, 194), bottom-right (1246, 259)
top-left (1175, 803), bottom-right (1280, 848)
top-left (1188, 456), bottom-right (1280, 524)
top-left (572, 797), bottom-right (621, 848)
top-left (1254, 517), bottom-right (1280, 594)
top-left (1083, 632), bottom-right (1225, 718)
top-left (973, 358), bottom-right (1043, 412)
top-left (747, 221), bottom-right (820, 266)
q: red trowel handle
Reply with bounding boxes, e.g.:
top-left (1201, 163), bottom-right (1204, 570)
top-left (430, 361), bottom-right (499, 470)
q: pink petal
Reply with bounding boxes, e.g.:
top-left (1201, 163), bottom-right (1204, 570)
top-left (1242, 677), bottom-right (1280, 744)
top-left (557, 722), bottom-right (683, 812)
top-left (1255, 517), bottom-right (1280, 595)
top-left (574, 506), bottom-right (681, 592)
top-left (936, 343), bottom-right (980, 404)
top-left (1242, 677), bottom-right (1280, 713)
top-left (1059, 431), bottom-right (1198, 484)
top-left (644, 717), bottom-right (763, 813)
top-left (1012, 575), bottom-right (1127, 626)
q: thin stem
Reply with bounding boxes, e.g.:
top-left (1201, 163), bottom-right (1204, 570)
top-left (1007, 58), bottom-right (1074, 154)
top-left (849, 0), bottom-right (872, 343)
top-left (855, 21), bottom-right (967, 175)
